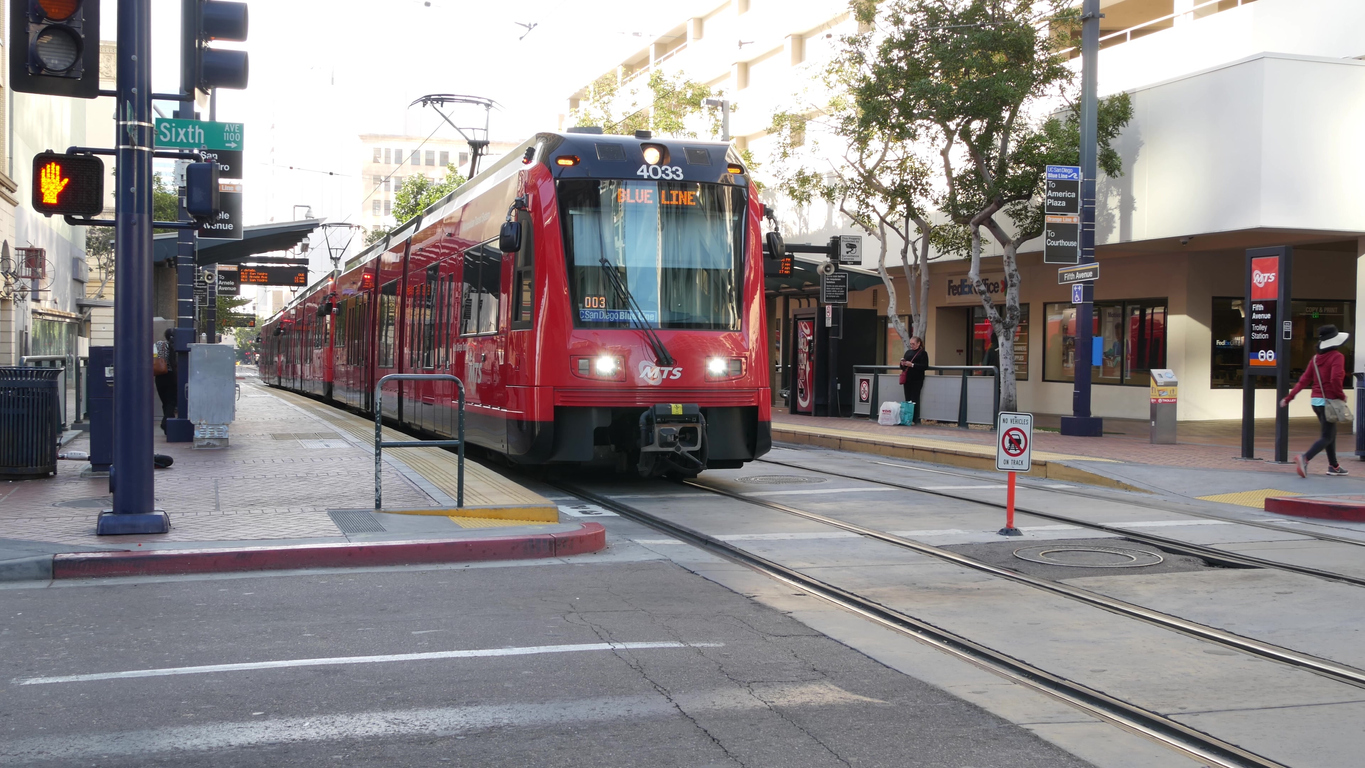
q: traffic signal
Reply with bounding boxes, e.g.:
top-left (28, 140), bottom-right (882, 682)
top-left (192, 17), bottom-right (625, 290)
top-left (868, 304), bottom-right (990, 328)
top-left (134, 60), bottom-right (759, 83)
top-left (9, 0), bottom-right (102, 98)
top-left (183, 1), bottom-right (248, 93)
top-left (31, 152), bottom-right (104, 217)
top-left (185, 162), bottom-right (220, 219)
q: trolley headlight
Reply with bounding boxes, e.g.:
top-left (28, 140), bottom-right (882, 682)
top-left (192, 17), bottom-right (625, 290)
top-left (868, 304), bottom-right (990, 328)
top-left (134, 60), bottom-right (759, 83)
top-left (705, 357), bottom-right (745, 380)
top-left (574, 355), bottom-right (625, 381)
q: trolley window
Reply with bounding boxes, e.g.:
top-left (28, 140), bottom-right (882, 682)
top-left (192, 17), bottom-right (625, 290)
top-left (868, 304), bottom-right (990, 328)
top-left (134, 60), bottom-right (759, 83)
top-left (378, 280), bottom-right (398, 368)
top-left (559, 179), bottom-right (744, 330)
top-left (461, 240), bottom-right (504, 336)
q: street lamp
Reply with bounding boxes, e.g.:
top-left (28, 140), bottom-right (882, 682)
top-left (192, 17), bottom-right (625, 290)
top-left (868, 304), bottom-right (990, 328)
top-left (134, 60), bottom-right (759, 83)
top-left (702, 98), bottom-right (730, 142)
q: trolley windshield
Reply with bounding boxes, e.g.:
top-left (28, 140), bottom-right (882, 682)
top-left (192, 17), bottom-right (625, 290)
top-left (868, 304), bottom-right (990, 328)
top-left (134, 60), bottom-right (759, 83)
top-left (559, 179), bottom-right (746, 330)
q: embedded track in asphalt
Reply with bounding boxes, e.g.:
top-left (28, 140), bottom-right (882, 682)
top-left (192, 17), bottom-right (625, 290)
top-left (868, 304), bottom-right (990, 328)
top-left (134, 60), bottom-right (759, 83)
top-left (753, 454), bottom-right (1365, 587)
top-left (550, 478), bottom-right (1293, 768)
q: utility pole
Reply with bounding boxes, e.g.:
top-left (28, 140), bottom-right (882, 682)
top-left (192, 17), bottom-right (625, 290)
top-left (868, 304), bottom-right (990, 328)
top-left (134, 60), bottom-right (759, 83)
top-left (98, 0), bottom-right (168, 532)
top-left (167, 0), bottom-right (200, 443)
top-left (1061, 0), bottom-right (1104, 438)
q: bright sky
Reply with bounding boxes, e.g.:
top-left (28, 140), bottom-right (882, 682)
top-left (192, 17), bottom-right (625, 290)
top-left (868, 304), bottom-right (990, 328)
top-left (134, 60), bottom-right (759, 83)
top-left (105, 0), bottom-right (701, 237)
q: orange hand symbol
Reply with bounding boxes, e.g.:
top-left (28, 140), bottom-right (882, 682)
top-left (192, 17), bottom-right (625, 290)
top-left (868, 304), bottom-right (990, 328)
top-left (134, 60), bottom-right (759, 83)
top-left (40, 162), bottom-right (70, 205)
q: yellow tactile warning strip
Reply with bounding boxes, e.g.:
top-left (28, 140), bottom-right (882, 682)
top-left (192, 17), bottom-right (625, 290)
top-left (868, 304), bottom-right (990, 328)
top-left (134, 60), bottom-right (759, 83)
top-left (268, 388), bottom-right (558, 522)
top-left (447, 516), bottom-right (545, 529)
top-left (771, 423), bottom-right (1145, 493)
top-left (1197, 489), bottom-right (1301, 508)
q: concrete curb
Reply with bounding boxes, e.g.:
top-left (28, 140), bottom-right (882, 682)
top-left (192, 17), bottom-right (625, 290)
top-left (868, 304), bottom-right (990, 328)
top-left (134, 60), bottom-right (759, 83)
top-left (43, 523), bottom-right (606, 580)
top-left (771, 426), bottom-right (1146, 493)
top-left (0, 555), bottom-right (55, 582)
top-left (1264, 496), bottom-right (1365, 522)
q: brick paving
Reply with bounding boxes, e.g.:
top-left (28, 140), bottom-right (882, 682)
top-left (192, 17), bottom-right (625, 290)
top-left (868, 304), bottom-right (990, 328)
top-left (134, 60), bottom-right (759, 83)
top-left (0, 382), bottom-right (434, 547)
top-left (773, 408), bottom-right (1345, 475)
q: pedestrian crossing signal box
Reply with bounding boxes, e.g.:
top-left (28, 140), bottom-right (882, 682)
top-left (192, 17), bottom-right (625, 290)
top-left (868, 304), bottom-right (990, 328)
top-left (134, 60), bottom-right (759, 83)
top-left (30, 152), bottom-right (104, 217)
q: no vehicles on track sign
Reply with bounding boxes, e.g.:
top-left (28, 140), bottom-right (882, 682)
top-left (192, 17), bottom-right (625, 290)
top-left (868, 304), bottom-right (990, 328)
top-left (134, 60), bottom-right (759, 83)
top-left (996, 412), bottom-right (1033, 472)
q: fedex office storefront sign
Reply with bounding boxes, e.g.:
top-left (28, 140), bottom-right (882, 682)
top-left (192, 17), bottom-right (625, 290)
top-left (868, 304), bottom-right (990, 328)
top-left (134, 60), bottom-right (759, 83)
top-left (945, 273), bottom-right (1005, 305)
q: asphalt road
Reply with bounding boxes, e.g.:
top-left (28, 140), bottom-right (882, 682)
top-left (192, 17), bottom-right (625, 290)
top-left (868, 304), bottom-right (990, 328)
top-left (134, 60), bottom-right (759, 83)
top-left (0, 554), bottom-right (1092, 767)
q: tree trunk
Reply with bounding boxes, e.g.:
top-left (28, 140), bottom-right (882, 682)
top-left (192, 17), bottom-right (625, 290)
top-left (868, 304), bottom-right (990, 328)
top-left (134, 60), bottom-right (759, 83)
top-left (871, 217), bottom-right (911, 354)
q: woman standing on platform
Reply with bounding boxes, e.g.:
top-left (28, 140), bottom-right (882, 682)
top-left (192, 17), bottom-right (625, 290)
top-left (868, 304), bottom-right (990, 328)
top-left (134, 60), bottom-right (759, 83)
top-left (1281, 324), bottom-right (1352, 477)
top-left (900, 336), bottom-right (928, 426)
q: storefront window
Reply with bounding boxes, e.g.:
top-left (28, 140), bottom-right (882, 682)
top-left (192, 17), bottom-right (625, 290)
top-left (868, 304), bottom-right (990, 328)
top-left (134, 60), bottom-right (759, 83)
top-left (969, 305), bottom-right (1029, 380)
top-left (1211, 298), bottom-right (1354, 388)
top-left (1045, 299), bottom-right (1166, 385)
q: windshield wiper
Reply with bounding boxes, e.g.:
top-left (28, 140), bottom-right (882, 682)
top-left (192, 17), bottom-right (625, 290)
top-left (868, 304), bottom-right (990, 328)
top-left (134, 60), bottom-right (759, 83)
top-left (598, 257), bottom-right (674, 367)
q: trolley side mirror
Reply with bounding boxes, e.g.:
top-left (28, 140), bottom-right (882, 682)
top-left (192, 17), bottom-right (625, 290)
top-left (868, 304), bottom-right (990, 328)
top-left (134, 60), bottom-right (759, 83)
top-left (499, 220), bottom-right (522, 253)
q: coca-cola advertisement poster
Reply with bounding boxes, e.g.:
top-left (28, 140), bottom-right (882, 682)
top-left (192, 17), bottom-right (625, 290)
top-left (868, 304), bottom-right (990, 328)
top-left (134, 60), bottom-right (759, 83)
top-left (1248, 255), bottom-right (1280, 370)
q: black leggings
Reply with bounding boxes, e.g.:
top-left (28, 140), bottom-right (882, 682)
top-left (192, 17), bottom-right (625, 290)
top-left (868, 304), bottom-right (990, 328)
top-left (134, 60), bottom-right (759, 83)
top-left (1304, 404), bottom-right (1338, 467)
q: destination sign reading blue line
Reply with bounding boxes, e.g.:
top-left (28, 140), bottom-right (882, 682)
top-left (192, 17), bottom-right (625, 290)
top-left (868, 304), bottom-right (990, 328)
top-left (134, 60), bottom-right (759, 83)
top-left (1045, 165), bottom-right (1081, 181)
top-left (579, 309), bottom-right (658, 323)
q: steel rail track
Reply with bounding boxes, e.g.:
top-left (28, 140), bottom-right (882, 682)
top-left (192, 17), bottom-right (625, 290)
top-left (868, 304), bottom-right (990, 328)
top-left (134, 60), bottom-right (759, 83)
top-left (680, 478), bottom-right (1365, 691)
top-left (552, 480), bottom-right (1289, 768)
top-left (755, 456), bottom-right (1365, 588)
top-left (762, 453), bottom-right (1365, 549)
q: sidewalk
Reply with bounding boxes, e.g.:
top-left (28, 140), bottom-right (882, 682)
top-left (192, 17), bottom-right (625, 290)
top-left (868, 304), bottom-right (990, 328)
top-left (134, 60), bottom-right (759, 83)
top-left (0, 377), bottom-right (603, 581)
top-left (772, 408), bottom-right (1365, 504)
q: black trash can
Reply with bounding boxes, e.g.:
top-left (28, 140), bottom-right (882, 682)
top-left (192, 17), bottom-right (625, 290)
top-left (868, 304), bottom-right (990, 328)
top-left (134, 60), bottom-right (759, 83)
top-left (0, 367), bottom-right (62, 479)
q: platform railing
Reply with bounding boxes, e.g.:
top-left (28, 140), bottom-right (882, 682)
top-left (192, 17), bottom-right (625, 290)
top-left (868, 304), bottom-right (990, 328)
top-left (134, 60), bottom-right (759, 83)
top-left (374, 373), bottom-right (465, 511)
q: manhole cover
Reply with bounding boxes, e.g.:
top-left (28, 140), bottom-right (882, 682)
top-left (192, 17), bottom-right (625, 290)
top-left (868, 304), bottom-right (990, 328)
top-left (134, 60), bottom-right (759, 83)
top-left (1013, 545), bottom-right (1164, 569)
top-left (736, 475), bottom-right (827, 485)
top-left (52, 497), bottom-right (112, 508)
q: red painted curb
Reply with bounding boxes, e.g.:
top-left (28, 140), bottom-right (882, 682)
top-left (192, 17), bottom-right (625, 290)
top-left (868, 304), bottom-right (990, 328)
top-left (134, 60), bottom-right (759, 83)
top-left (51, 523), bottom-right (607, 579)
top-left (1264, 496), bottom-right (1365, 523)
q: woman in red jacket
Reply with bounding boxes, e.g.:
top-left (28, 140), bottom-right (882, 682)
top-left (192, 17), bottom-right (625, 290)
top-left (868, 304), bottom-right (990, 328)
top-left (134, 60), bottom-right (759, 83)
top-left (1281, 324), bottom-right (1351, 477)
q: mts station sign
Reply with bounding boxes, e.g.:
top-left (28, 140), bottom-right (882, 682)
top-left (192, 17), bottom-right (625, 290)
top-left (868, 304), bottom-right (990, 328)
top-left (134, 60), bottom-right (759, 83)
top-left (155, 118), bottom-right (245, 241)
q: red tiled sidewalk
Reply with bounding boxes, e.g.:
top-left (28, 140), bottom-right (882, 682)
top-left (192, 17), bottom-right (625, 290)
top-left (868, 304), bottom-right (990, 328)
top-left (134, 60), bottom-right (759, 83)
top-left (773, 409), bottom-right (1340, 474)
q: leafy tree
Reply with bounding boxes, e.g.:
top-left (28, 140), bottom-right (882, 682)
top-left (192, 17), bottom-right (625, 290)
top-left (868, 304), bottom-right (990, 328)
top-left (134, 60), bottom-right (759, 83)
top-left (214, 292), bottom-right (254, 334)
top-left (854, 0), bottom-right (1131, 410)
top-left (572, 69), bottom-right (728, 139)
top-left (86, 173), bottom-right (179, 297)
top-left (366, 163), bottom-right (467, 244)
top-left (230, 325), bottom-right (260, 362)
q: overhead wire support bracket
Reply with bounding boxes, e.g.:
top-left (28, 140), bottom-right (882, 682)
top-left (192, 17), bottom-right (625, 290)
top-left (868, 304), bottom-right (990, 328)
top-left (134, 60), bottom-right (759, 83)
top-left (411, 93), bottom-right (498, 178)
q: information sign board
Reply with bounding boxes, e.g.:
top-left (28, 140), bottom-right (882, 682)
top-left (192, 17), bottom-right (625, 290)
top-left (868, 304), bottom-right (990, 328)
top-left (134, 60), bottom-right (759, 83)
top-left (836, 235), bottom-right (862, 265)
top-left (1071, 283), bottom-right (1085, 305)
top-left (820, 271), bottom-right (849, 304)
top-left (1044, 165), bottom-right (1082, 265)
top-left (238, 266), bottom-right (308, 287)
top-left (198, 181), bottom-right (243, 240)
top-left (1044, 215), bottom-right (1080, 264)
top-left (995, 411), bottom-right (1033, 472)
top-left (1057, 263), bottom-right (1100, 285)
top-left (1247, 254), bottom-right (1280, 372)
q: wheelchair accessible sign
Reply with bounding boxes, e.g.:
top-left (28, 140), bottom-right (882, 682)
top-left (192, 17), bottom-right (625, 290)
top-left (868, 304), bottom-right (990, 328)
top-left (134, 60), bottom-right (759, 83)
top-left (996, 412), bottom-right (1033, 472)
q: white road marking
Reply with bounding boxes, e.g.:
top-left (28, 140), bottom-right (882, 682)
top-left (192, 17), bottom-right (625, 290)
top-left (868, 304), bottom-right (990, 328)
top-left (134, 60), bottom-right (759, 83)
top-left (871, 461), bottom-right (958, 475)
top-left (607, 493), bottom-right (704, 500)
top-left (634, 538), bottom-right (687, 545)
top-left (2, 683), bottom-right (881, 762)
top-left (717, 532), bottom-right (863, 542)
top-left (557, 503), bottom-right (618, 517)
top-left (14, 641), bottom-right (721, 686)
top-left (742, 487), bottom-right (898, 497)
top-left (918, 485), bottom-right (1007, 491)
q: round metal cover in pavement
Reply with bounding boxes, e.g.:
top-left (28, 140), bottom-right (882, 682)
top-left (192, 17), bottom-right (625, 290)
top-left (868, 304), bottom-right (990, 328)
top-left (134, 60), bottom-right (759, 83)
top-left (736, 475), bottom-right (827, 485)
top-left (1013, 545), bottom-right (1164, 568)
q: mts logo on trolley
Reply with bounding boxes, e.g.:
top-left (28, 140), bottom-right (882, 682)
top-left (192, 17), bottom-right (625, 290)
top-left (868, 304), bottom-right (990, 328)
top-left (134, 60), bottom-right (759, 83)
top-left (638, 361), bottom-right (683, 386)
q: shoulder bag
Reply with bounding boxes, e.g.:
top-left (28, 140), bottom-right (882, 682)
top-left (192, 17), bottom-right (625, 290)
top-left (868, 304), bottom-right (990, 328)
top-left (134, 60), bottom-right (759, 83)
top-left (153, 340), bottom-right (170, 376)
top-left (1312, 356), bottom-right (1353, 423)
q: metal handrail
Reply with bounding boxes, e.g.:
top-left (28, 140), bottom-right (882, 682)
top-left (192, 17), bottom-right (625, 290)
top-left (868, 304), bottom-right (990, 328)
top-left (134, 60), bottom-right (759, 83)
top-left (374, 373), bottom-right (465, 511)
top-left (854, 364), bottom-right (1001, 428)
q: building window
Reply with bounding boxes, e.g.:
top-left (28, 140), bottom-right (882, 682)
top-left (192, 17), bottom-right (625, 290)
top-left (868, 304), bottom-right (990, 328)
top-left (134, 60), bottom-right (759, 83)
top-left (384, 148), bottom-right (391, 164)
top-left (373, 148), bottom-right (382, 163)
top-left (425, 150), bottom-right (435, 166)
top-left (372, 175), bottom-right (383, 189)
top-left (1044, 299), bottom-right (1166, 385)
top-left (411, 150), bottom-right (421, 166)
top-left (1212, 297), bottom-right (1355, 389)
top-left (458, 152), bottom-right (469, 167)
top-left (392, 176), bottom-right (402, 191)
top-left (372, 201), bottom-right (380, 216)
top-left (970, 305), bottom-right (1029, 380)
top-left (439, 151), bottom-right (449, 166)
top-left (384, 200), bottom-right (392, 216)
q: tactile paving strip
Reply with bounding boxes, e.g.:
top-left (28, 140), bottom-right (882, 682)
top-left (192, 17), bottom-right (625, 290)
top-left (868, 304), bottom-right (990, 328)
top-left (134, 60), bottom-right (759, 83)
top-left (1196, 488), bottom-right (1300, 508)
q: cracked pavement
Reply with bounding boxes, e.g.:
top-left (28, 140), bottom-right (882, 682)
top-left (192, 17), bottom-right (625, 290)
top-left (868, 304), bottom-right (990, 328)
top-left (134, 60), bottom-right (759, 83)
top-left (1, 555), bottom-right (1094, 767)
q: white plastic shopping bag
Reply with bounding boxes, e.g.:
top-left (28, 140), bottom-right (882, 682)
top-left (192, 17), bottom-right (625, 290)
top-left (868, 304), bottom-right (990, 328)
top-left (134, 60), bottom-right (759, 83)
top-left (878, 401), bottom-right (900, 426)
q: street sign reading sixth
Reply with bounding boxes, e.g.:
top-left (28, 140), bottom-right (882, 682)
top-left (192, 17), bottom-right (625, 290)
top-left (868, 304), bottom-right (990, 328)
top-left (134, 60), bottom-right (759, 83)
top-left (154, 118), bottom-right (244, 178)
top-left (1044, 165), bottom-right (1081, 265)
top-left (996, 411), bottom-right (1033, 473)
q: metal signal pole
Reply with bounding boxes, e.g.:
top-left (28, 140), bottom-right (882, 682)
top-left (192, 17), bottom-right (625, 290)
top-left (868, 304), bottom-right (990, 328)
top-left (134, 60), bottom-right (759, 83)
top-left (98, 0), bottom-right (169, 532)
top-left (1061, 0), bottom-right (1104, 438)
